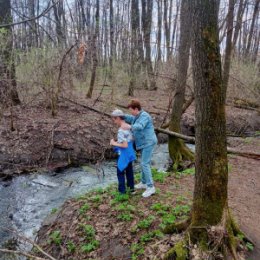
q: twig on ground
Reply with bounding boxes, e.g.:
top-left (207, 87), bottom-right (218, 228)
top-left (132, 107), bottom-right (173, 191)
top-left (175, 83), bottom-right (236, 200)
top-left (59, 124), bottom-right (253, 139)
top-left (0, 249), bottom-right (48, 260)
top-left (0, 226), bottom-right (57, 260)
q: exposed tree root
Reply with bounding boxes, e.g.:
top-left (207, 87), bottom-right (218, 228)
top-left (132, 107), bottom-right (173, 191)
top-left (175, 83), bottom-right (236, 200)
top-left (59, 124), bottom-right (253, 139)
top-left (163, 209), bottom-right (252, 260)
top-left (164, 240), bottom-right (189, 260)
top-left (163, 218), bottom-right (191, 234)
top-left (168, 137), bottom-right (194, 170)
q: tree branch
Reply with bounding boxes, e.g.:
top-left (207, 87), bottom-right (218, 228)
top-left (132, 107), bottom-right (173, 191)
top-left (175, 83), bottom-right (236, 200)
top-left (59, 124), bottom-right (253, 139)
top-left (0, 0), bottom-right (59, 28)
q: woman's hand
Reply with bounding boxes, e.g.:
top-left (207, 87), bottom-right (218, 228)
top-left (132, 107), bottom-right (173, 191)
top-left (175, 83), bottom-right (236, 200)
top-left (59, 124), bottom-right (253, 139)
top-left (121, 122), bottom-right (131, 130)
top-left (110, 139), bottom-right (116, 146)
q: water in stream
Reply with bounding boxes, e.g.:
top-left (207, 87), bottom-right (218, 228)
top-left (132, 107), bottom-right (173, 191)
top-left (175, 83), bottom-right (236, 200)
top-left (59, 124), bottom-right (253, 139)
top-left (0, 144), bottom-right (194, 259)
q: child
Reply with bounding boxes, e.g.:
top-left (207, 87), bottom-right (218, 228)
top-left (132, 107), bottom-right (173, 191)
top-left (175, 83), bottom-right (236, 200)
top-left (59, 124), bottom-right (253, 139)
top-left (110, 109), bottom-right (136, 194)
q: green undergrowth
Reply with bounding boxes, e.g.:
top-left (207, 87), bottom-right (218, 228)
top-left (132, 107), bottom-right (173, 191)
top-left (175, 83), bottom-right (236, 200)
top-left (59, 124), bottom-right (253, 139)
top-left (44, 168), bottom-right (198, 259)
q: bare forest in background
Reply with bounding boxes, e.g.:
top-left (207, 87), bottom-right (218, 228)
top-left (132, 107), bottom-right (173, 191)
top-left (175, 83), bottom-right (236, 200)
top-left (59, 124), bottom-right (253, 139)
top-left (0, 0), bottom-right (259, 117)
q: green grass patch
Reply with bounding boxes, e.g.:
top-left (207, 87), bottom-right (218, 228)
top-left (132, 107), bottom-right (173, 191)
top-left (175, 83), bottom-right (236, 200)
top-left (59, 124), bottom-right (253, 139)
top-left (80, 224), bottom-right (95, 240)
top-left (160, 214), bottom-right (176, 229)
top-left (117, 212), bottom-right (133, 221)
top-left (51, 208), bottom-right (58, 214)
top-left (131, 243), bottom-right (145, 260)
top-left (49, 230), bottom-right (62, 246)
top-left (89, 195), bottom-right (102, 204)
top-left (81, 240), bottom-right (100, 253)
top-left (79, 203), bottom-right (90, 215)
top-left (137, 216), bottom-right (155, 229)
top-left (111, 193), bottom-right (129, 205)
top-left (67, 240), bottom-right (76, 253)
top-left (140, 230), bottom-right (164, 243)
top-left (172, 204), bottom-right (191, 216)
top-left (150, 203), bottom-right (170, 212)
top-left (152, 168), bottom-right (168, 183)
top-left (115, 202), bottom-right (136, 212)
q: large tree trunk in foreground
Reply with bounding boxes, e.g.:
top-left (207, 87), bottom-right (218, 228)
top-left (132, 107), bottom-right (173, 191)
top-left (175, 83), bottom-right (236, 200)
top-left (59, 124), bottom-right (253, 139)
top-left (0, 0), bottom-right (20, 106)
top-left (168, 0), bottom-right (193, 169)
top-left (191, 0), bottom-right (228, 232)
top-left (164, 1), bottom-right (247, 259)
top-left (191, 0), bottom-right (244, 256)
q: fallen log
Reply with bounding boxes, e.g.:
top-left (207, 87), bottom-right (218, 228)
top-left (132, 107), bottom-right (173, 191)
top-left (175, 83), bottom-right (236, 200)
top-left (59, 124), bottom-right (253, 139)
top-left (59, 100), bottom-right (260, 160)
top-left (155, 127), bottom-right (195, 143)
top-left (155, 127), bottom-right (260, 160)
top-left (60, 96), bottom-right (111, 117)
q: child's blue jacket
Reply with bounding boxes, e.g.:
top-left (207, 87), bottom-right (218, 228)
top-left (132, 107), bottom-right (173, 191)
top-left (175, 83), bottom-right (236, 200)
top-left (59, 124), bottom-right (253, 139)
top-left (114, 141), bottom-right (136, 172)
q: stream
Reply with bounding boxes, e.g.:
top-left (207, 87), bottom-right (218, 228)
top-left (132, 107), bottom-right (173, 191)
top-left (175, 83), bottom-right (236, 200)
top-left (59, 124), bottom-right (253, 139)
top-left (0, 144), bottom-right (194, 259)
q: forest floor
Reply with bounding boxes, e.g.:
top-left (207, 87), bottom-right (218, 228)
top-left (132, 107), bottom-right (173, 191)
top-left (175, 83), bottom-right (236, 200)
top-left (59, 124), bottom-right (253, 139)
top-left (0, 88), bottom-right (259, 259)
top-left (36, 138), bottom-right (260, 260)
top-left (0, 88), bottom-right (259, 179)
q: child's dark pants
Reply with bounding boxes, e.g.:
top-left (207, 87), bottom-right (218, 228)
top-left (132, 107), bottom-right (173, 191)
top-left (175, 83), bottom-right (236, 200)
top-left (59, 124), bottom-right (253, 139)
top-left (117, 162), bottom-right (134, 193)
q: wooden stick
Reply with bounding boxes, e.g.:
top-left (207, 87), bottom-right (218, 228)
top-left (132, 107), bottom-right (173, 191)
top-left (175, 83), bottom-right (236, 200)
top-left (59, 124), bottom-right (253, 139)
top-left (0, 226), bottom-right (57, 260)
top-left (0, 249), bottom-right (48, 260)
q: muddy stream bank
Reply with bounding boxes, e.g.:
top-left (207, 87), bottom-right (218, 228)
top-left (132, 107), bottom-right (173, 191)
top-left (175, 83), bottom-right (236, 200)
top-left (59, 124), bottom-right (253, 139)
top-left (0, 144), bottom-right (190, 259)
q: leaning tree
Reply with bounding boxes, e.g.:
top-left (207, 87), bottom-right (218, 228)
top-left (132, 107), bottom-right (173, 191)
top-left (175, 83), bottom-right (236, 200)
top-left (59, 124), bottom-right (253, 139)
top-left (168, 0), bottom-right (194, 169)
top-left (164, 0), bottom-right (248, 259)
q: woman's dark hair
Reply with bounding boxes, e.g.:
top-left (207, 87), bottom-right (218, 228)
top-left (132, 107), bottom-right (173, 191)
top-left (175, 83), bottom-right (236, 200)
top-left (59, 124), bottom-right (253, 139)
top-left (127, 99), bottom-right (142, 111)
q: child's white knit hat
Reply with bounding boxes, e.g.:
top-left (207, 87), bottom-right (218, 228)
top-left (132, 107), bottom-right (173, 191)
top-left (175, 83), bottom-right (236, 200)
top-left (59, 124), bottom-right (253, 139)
top-left (111, 109), bottom-right (124, 117)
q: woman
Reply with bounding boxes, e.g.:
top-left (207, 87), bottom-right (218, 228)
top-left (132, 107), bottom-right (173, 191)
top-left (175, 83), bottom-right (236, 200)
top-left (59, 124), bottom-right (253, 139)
top-left (123, 99), bottom-right (157, 198)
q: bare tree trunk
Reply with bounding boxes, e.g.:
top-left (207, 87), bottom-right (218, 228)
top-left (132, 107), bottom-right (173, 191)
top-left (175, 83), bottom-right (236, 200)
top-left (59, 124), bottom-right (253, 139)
top-left (128, 0), bottom-right (139, 96)
top-left (0, 0), bottom-right (20, 106)
top-left (157, 0), bottom-right (162, 63)
top-left (141, 0), bottom-right (157, 90)
top-left (170, 0), bottom-right (180, 56)
top-left (232, 0), bottom-right (246, 50)
top-left (109, 0), bottom-right (115, 74)
top-left (52, 0), bottom-right (66, 47)
top-left (163, 0), bottom-right (171, 61)
top-left (27, 0), bottom-right (36, 48)
top-left (245, 0), bottom-right (259, 57)
top-left (86, 0), bottom-right (99, 98)
top-left (223, 0), bottom-right (235, 97)
top-left (168, 0), bottom-right (193, 169)
top-left (252, 30), bottom-right (260, 63)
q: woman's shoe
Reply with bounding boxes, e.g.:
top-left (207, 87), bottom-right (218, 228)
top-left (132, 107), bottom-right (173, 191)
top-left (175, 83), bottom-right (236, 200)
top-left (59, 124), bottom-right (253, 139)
top-left (142, 187), bottom-right (156, 198)
top-left (135, 182), bottom-right (147, 189)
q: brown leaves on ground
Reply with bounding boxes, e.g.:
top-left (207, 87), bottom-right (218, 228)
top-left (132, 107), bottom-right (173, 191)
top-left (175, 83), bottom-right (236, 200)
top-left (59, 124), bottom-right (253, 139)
top-left (36, 171), bottom-right (194, 260)
top-left (35, 138), bottom-right (260, 260)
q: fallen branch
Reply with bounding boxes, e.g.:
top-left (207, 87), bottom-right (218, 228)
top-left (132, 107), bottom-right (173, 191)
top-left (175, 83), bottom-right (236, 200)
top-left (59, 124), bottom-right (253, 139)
top-left (155, 127), bottom-right (195, 143)
top-left (226, 147), bottom-right (260, 160)
top-left (155, 127), bottom-right (260, 159)
top-left (0, 226), bottom-right (57, 260)
top-left (0, 249), bottom-right (47, 260)
top-left (60, 97), bottom-right (111, 117)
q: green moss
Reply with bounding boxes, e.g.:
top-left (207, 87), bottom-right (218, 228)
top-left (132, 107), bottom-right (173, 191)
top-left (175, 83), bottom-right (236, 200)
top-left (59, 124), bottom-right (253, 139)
top-left (164, 240), bottom-right (188, 260)
top-left (168, 136), bottom-right (194, 170)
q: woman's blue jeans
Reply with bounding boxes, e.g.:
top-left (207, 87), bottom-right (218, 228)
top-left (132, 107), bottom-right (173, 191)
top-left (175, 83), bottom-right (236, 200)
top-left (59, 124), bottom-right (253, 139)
top-left (140, 144), bottom-right (155, 188)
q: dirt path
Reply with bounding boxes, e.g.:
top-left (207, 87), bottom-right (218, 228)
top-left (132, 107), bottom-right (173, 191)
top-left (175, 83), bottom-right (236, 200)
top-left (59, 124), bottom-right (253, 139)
top-left (229, 155), bottom-right (260, 259)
